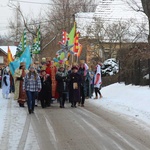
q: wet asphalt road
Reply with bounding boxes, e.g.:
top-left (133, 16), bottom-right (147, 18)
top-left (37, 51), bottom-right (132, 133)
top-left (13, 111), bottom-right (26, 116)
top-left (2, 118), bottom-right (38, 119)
top-left (1, 98), bottom-right (150, 150)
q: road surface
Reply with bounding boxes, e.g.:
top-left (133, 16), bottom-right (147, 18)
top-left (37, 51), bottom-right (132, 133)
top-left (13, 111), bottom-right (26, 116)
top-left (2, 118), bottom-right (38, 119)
top-left (0, 97), bottom-right (150, 150)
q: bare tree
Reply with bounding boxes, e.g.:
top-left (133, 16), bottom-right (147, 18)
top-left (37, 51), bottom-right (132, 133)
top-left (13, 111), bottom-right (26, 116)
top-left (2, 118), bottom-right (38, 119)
top-left (86, 17), bottom-right (147, 61)
top-left (45, 0), bottom-right (97, 33)
top-left (125, 0), bottom-right (150, 43)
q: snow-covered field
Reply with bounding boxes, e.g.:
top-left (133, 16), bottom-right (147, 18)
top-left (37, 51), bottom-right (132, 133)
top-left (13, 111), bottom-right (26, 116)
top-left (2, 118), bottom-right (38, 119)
top-left (0, 83), bottom-right (150, 148)
top-left (89, 83), bottom-right (150, 125)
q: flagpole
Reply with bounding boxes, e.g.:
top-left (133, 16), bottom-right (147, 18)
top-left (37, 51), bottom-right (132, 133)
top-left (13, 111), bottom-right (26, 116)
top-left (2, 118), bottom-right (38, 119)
top-left (72, 54), bottom-right (74, 64)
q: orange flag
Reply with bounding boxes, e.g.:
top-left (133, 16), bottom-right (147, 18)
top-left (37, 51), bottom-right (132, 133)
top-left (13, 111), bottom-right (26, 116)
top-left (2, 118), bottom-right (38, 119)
top-left (77, 44), bottom-right (82, 57)
top-left (7, 46), bottom-right (14, 64)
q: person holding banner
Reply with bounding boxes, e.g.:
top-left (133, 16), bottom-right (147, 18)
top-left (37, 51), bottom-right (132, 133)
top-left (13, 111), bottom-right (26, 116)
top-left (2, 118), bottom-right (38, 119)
top-left (14, 62), bottom-right (28, 107)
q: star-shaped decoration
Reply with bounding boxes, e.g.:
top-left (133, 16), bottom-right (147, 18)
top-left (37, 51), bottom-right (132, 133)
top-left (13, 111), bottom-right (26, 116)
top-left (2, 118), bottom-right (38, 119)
top-left (57, 39), bottom-right (74, 58)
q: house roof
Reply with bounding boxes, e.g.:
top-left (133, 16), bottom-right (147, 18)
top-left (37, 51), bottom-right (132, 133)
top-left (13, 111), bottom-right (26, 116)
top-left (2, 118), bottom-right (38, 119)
top-left (75, 0), bottom-right (149, 42)
top-left (0, 48), bottom-right (7, 55)
top-left (0, 46), bottom-right (17, 56)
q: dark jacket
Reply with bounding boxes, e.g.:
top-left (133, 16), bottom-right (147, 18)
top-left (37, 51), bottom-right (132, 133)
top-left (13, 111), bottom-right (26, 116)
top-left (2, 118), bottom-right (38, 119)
top-left (40, 75), bottom-right (52, 93)
top-left (69, 72), bottom-right (82, 102)
top-left (55, 71), bottom-right (69, 93)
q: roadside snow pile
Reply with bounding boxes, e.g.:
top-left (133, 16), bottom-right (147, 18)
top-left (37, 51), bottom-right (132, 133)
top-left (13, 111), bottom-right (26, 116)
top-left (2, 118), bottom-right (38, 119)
top-left (102, 58), bottom-right (119, 76)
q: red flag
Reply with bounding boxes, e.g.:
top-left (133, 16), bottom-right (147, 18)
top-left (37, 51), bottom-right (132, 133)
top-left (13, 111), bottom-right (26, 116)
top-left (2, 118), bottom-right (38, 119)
top-left (73, 32), bottom-right (80, 53)
top-left (62, 30), bottom-right (68, 44)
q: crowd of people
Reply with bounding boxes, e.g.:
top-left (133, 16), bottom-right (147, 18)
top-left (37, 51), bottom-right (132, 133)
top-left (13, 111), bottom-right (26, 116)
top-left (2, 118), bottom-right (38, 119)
top-left (1, 58), bottom-right (103, 114)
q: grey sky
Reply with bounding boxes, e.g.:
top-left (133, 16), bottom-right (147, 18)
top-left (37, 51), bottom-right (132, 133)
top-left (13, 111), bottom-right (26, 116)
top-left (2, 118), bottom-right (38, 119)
top-left (0, 0), bottom-right (142, 36)
top-left (0, 0), bottom-right (51, 36)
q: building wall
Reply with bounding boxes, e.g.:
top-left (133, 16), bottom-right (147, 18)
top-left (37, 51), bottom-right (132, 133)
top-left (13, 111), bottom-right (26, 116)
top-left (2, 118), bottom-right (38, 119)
top-left (0, 50), bottom-right (7, 69)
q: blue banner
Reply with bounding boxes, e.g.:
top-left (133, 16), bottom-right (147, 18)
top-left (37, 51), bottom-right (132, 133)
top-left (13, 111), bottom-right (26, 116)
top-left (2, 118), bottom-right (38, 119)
top-left (9, 46), bottom-right (32, 76)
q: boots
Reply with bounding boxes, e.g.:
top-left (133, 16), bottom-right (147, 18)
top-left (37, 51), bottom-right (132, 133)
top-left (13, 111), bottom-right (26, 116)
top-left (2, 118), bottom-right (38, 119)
top-left (94, 96), bottom-right (98, 99)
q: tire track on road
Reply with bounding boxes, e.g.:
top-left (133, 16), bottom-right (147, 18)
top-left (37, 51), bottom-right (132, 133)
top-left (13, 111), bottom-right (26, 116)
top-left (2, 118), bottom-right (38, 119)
top-left (31, 108), bottom-right (56, 150)
top-left (17, 115), bottom-right (31, 150)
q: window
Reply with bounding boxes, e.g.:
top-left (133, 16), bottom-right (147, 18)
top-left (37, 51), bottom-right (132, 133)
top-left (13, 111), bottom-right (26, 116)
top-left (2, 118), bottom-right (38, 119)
top-left (0, 56), bottom-right (4, 63)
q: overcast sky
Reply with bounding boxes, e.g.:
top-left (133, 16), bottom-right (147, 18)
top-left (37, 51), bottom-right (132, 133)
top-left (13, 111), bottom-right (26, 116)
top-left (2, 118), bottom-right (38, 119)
top-left (0, 0), bottom-right (51, 36)
top-left (0, 0), bottom-right (142, 36)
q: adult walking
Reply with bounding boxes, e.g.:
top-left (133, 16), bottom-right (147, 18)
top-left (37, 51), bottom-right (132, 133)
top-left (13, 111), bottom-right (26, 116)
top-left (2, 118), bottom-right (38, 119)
top-left (78, 60), bottom-right (88, 107)
top-left (23, 66), bottom-right (41, 114)
top-left (94, 62), bottom-right (102, 99)
top-left (14, 62), bottom-right (28, 107)
top-left (2, 70), bottom-right (10, 99)
top-left (39, 67), bottom-right (52, 108)
top-left (56, 65), bottom-right (69, 108)
top-left (69, 66), bottom-right (81, 108)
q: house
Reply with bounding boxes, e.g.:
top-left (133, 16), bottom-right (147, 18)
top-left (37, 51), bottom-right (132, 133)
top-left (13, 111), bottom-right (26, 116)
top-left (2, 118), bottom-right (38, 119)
top-left (75, 0), bottom-right (149, 63)
top-left (0, 46), bottom-right (17, 68)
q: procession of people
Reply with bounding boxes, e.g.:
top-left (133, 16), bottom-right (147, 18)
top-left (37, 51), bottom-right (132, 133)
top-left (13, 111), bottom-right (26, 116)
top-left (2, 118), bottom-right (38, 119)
top-left (1, 58), bottom-right (103, 114)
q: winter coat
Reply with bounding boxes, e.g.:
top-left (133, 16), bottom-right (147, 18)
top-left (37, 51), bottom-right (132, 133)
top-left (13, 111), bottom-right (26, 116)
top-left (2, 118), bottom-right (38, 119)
top-left (14, 68), bottom-right (28, 100)
top-left (55, 71), bottom-right (69, 93)
top-left (2, 74), bottom-right (10, 96)
top-left (39, 75), bottom-right (52, 100)
top-left (23, 72), bottom-right (41, 92)
top-left (69, 72), bottom-right (82, 102)
top-left (94, 64), bottom-right (102, 88)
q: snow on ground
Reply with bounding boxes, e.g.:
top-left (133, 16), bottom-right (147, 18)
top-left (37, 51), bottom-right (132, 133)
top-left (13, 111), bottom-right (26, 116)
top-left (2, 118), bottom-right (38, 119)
top-left (0, 93), bottom-right (39, 150)
top-left (88, 83), bottom-right (150, 125)
top-left (0, 83), bottom-right (150, 148)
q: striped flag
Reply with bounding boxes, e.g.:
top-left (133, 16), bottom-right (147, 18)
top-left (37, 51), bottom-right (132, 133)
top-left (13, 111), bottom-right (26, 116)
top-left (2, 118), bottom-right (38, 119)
top-left (16, 29), bottom-right (26, 57)
top-left (73, 32), bottom-right (80, 53)
top-left (32, 26), bottom-right (41, 54)
top-left (62, 30), bottom-right (68, 44)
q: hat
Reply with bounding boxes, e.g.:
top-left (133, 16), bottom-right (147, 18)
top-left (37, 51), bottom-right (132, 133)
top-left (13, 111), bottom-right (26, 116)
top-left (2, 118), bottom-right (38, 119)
top-left (80, 60), bottom-right (85, 64)
top-left (20, 62), bottom-right (25, 66)
top-left (71, 66), bottom-right (78, 70)
top-left (72, 62), bottom-right (78, 66)
top-left (46, 57), bottom-right (51, 61)
top-left (59, 64), bottom-right (65, 69)
top-left (42, 57), bottom-right (46, 62)
top-left (40, 65), bottom-right (46, 72)
top-left (34, 61), bottom-right (40, 64)
top-left (29, 66), bottom-right (35, 70)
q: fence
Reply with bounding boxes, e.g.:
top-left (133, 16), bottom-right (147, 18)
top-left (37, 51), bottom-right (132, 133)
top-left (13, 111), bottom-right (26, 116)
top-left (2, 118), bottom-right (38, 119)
top-left (118, 59), bottom-right (150, 86)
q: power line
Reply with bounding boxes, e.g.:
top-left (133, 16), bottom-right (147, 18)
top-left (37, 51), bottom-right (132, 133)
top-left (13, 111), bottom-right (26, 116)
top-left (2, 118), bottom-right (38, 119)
top-left (9, 0), bottom-right (99, 6)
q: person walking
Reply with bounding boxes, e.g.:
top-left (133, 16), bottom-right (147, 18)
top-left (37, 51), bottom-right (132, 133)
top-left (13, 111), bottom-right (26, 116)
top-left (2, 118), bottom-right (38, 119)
top-left (56, 65), bottom-right (69, 108)
top-left (78, 61), bottom-right (88, 107)
top-left (23, 66), bottom-right (41, 114)
top-left (14, 62), bottom-right (28, 107)
top-left (94, 62), bottom-right (102, 99)
top-left (2, 70), bottom-right (10, 99)
top-left (39, 67), bottom-right (52, 108)
top-left (69, 66), bottom-right (81, 108)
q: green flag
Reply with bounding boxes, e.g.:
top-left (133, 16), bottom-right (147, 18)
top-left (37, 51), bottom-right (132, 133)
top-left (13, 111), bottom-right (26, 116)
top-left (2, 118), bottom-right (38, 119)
top-left (32, 26), bottom-right (41, 54)
top-left (68, 22), bottom-right (76, 46)
top-left (16, 29), bottom-right (27, 58)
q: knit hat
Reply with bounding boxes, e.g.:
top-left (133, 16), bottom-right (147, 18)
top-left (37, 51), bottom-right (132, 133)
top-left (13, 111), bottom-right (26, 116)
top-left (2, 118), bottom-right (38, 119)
top-left (71, 66), bottom-right (78, 70)
top-left (20, 62), bottom-right (25, 67)
top-left (80, 60), bottom-right (85, 64)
